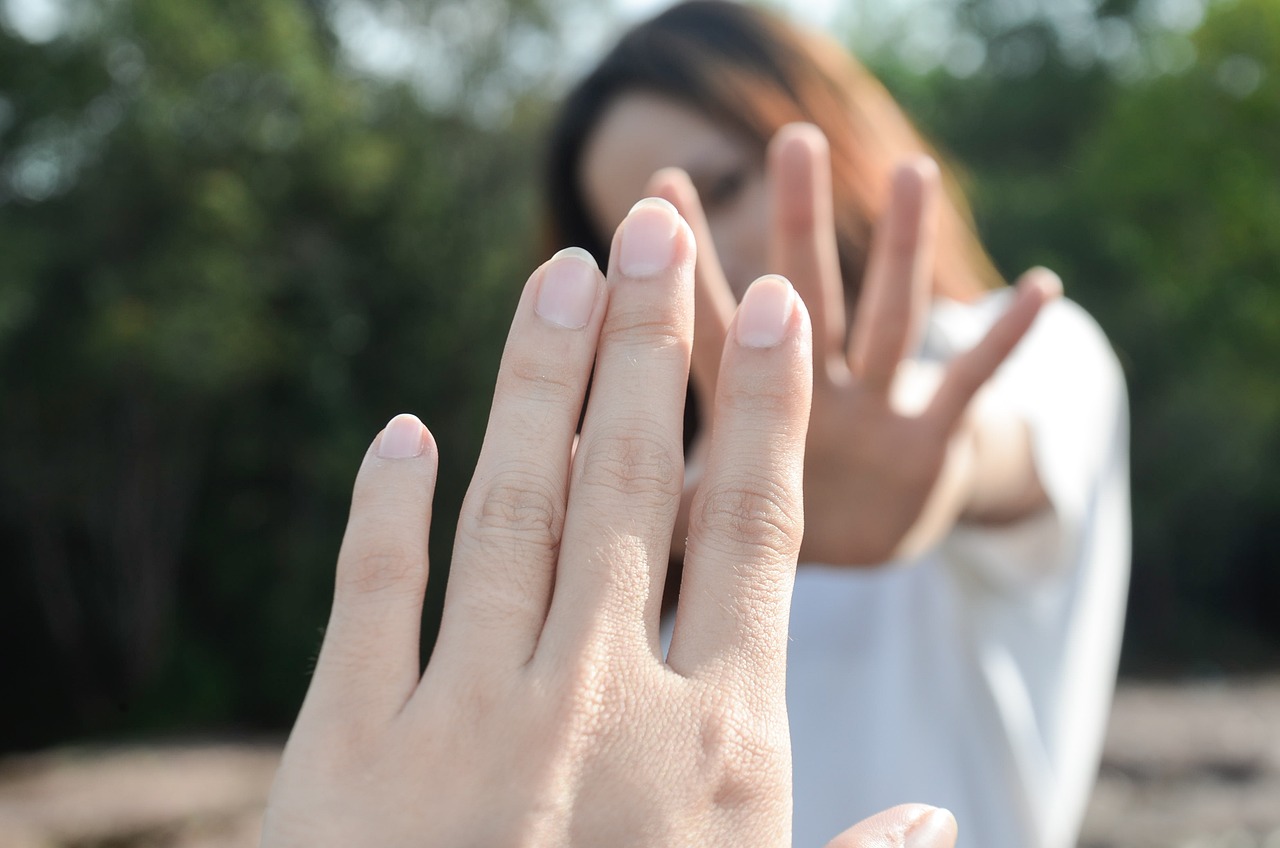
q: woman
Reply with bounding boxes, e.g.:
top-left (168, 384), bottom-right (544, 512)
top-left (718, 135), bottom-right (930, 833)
top-left (543, 3), bottom-right (1130, 847)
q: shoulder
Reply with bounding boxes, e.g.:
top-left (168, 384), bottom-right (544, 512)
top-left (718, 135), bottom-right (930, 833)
top-left (1021, 296), bottom-right (1122, 374)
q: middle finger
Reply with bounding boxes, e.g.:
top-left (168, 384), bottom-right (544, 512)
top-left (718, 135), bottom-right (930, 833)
top-left (848, 157), bottom-right (940, 395)
top-left (768, 123), bottom-right (848, 381)
top-left (538, 197), bottom-right (695, 661)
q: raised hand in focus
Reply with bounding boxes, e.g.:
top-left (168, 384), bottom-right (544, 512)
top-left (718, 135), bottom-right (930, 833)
top-left (260, 198), bottom-right (958, 847)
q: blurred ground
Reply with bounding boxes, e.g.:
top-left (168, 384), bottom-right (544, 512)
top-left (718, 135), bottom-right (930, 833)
top-left (0, 678), bottom-right (1277, 848)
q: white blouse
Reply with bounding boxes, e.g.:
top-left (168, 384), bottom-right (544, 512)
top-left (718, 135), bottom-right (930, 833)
top-left (787, 292), bottom-right (1131, 848)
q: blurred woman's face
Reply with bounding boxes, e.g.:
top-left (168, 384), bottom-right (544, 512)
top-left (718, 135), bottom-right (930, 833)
top-left (580, 91), bottom-right (768, 299)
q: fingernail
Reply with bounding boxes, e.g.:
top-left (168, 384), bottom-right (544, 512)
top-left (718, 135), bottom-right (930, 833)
top-left (619, 197), bottom-right (679, 278)
top-left (735, 275), bottom-right (795, 348)
top-left (904, 807), bottom-right (956, 848)
top-left (536, 247), bottom-right (599, 329)
top-left (378, 413), bottom-right (426, 459)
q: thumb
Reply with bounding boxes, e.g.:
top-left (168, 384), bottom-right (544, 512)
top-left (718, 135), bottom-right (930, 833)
top-left (823, 804), bottom-right (957, 848)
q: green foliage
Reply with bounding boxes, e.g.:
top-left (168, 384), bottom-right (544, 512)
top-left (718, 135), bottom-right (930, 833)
top-left (1068, 0), bottom-right (1280, 669)
top-left (879, 0), bottom-right (1280, 672)
top-left (0, 0), bottom-right (552, 748)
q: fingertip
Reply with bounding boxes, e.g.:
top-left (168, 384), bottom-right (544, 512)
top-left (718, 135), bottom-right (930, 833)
top-left (769, 124), bottom-right (828, 191)
top-left (770, 127), bottom-right (834, 234)
top-left (1020, 266), bottom-right (1064, 301)
top-left (645, 166), bottom-right (693, 200)
top-left (904, 806), bottom-right (957, 848)
top-left (376, 413), bottom-right (433, 460)
top-left (891, 155), bottom-right (941, 203)
top-left (771, 122), bottom-right (828, 159)
top-left (824, 804), bottom-right (957, 848)
top-left (901, 153), bottom-right (941, 180)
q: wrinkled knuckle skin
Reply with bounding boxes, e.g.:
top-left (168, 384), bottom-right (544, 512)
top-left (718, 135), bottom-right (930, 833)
top-left (693, 478), bottom-right (802, 562)
top-left (461, 469), bottom-right (565, 555)
top-left (498, 349), bottom-right (583, 406)
top-left (720, 374), bottom-right (804, 417)
top-left (604, 304), bottom-right (689, 355)
top-left (577, 430), bottom-right (681, 502)
top-left (337, 545), bottom-right (425, 599)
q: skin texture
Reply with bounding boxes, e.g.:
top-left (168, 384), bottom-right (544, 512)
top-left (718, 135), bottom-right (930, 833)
top-left (581, 95), bottom-right (1056, 566)
top-left (260, 200), bottom-right (959, 847)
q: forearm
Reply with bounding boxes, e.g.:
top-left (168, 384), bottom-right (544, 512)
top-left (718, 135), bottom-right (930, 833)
top-left (959, 392), bottom-right (1049, 525)
top-left (890, 391), bottom-right (1048, 563)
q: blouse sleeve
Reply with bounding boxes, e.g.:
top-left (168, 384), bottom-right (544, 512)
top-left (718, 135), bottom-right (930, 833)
top-left (926, 292), bottom-right (1130, 590)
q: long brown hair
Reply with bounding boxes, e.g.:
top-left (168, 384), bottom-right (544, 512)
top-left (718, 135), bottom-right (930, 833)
top-left (544, 0), bottom-right (1003, 303)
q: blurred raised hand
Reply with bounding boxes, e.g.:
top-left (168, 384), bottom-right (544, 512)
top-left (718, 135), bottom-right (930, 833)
top-left (654, 123), bottom-right (1057, 566)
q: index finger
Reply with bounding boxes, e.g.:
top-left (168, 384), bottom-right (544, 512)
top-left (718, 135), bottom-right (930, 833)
top-left (648, 167), bottom-right (736, 412)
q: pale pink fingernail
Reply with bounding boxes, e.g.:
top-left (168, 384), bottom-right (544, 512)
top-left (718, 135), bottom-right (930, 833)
top-left (735, 275), bottom-right (795, 348)
top-left (904, 807), bottom-right (956, 848)
top-left (619, 197), bottom-right (679, 278)
top-left (536, 247), bottom-right (599, 329)
top-left (378, 413), bottom-right (426, 459)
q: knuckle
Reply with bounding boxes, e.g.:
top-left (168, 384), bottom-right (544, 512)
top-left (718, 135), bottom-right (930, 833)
top-left (337, 542), bottom-right (425, 599)
top-left (497, 350), bottom-right (582, 405)
top-left (577, 428), bottom-right (681, 501)
top-left (461, 466), bottom-right (565, 554)
top-left (605, 303), bottom-right (688, 354)
top-left (692, 477), bottom-right (802, 562)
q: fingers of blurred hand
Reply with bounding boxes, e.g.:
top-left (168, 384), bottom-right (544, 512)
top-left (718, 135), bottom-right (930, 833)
top-left (927, 267), bottom-right (1061, 430)
top-left (849, 158), bottom-right (940, 394)
top-left (540, 197), bottom-right (695, 658)
top-left (666, 275), bottom-right (811, 683)
top-left (308, 414), bottom-right (438, 723)
top-left (433, 248), bottom-right (607, 669)
top-left (768, 123), bottom-right (847, 377)
top-left (648, 167), bottom-right (735, 411)
top-left (823, 804), bottom-right (958, 848)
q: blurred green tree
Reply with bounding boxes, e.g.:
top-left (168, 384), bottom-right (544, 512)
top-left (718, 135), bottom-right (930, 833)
top-left (1066, 0), bottom-right (1280, 669)
top-left (874, 0), bottom-right (1280, 672)
top-left (0, 0), bottom-right (561, 748)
